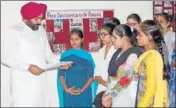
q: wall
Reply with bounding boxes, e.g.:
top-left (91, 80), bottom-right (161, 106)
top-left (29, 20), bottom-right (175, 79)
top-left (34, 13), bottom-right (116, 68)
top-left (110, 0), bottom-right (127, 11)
top-left (1, 1), bottom-right (153, 107)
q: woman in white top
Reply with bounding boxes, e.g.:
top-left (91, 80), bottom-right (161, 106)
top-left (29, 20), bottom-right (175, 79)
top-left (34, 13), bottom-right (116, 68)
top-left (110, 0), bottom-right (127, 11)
top-left (157, 12), bottom-right (175, 63)
top-left (94, 23), bottom-right (117, 94)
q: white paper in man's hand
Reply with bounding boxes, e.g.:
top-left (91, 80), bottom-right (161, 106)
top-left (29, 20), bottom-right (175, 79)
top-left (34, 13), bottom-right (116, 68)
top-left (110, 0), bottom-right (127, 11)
top-left (44, 61), bottom-right (74, 71)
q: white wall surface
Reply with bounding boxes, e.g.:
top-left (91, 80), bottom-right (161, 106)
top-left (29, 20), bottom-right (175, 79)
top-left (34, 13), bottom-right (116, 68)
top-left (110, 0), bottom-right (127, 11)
top-left (1, 1), bottom-right (153, 107)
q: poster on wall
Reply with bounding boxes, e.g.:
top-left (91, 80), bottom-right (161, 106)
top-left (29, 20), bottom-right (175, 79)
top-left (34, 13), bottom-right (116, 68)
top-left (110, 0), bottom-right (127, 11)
top-left (89, 18), bottom-right (98, 32)
top-left (164, 1), bottom-right (172, 7)
top-left (54, 19), bottom-right (63, 32)
top-left (53, 44), bottom-right (66, 55)
top-left (45, 9), bottom-right (114, 52)
top-left (69, 18), bottom-right (84, 32)
top-left (104, 18), bottom-right (109, 24)
top-left (154, 1), bottom-right (163, 5)
top-left (154, 6), bottom-right (163, 14)
top-left (46, 32), bottom-right (56, 44)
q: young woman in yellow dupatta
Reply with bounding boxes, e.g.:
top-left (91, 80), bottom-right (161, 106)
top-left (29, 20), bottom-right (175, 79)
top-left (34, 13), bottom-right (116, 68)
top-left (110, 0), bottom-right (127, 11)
top-left (134, 20), bottom-right (170, 107)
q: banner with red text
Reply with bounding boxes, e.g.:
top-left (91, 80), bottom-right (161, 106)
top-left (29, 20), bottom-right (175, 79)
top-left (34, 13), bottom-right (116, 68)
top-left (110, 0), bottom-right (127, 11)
top-left (46, 10), bottom-right (104, 19)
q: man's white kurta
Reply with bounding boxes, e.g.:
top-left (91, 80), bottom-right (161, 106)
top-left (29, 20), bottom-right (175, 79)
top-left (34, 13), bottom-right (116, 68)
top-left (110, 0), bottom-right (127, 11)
top-left (2, 22), bottom-right (59, 107)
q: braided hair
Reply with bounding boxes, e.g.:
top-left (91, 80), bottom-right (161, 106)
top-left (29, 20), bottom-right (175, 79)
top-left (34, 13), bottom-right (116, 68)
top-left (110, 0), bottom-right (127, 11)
top-left (141, 20), bottom-right (170, 80)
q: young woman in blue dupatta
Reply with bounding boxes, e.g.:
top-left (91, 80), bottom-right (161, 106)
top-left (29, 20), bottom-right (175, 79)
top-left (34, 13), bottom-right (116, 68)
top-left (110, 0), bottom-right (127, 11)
top-left (57, 28), bottom-right (96, 107)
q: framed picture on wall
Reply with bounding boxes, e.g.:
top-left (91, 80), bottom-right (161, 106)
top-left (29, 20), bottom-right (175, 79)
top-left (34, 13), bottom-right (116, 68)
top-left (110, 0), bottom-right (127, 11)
top-left (164, 1), bottom-right (172, 7)
top-left (154, 6), bottom-right (163, 14)
top-left (154, 1), bottom-right (163, 5)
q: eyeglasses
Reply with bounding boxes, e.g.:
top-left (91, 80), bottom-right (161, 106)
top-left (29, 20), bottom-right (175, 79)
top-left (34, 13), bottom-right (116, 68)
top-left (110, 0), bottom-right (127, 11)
top-left (99, 33), bottom-right (109, 38)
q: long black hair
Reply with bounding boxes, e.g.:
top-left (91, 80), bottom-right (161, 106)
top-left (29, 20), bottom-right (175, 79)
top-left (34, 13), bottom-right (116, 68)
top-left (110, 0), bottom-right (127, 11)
top-left (141, 20), bottom-right (170, 80)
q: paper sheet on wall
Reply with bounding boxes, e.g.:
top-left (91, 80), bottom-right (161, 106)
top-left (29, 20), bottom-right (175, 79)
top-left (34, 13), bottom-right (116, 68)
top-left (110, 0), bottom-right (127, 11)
top-left (69, 18), bottom-right (84, 32)
top-left (89, 18), bottom-right (98, 32)
top-left (104, 18), bottom-right (109, 24)
top-left (52, 44), bottom-right (66, 55)
top-left (54, 19), bottom-right (64, 32)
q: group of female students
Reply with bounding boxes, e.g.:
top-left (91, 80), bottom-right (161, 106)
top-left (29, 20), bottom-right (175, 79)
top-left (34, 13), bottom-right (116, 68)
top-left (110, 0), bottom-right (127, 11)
top-left (56, 13), bottom-right (175, 107)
